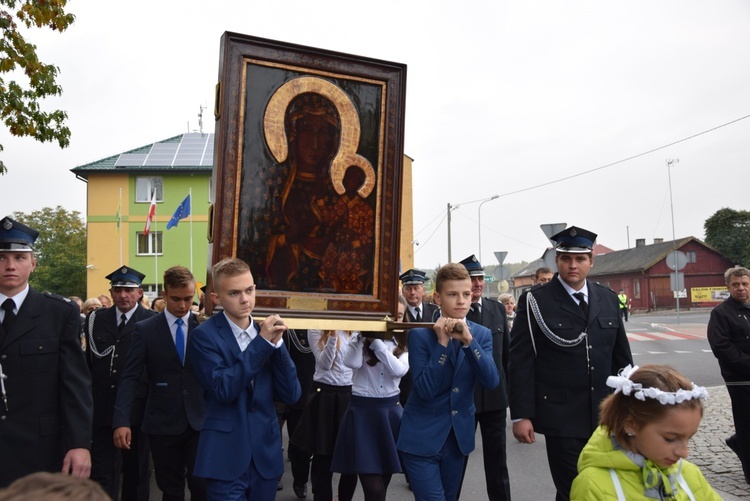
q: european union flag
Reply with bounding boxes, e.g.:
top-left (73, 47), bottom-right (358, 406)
top-left (166, 195), bottom-right (191, 229)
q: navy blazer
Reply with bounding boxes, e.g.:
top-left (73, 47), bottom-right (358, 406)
top-left (508, 276), bottom-right (632, 438)
top-left (188, 313), bottom-right (301, 481)
top-left (397, 321), bottom-right (499, 457)
top-left (113, 312), bottom-right (206, 435)
top-left (0, 289), bottom-right (93, 487)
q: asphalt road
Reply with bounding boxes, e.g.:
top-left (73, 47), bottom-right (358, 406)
top-left (151, 309), bottom-right (724, 500)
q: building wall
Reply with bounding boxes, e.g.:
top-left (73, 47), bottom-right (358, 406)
top-left (85, 172), bottom-right (211, 298)
top-left (399, 155), bottom-right (414, 273)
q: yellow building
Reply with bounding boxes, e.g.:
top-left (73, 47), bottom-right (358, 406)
top-left (71, 133), bottom-right (213, 299)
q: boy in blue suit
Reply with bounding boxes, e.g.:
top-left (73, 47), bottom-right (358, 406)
top-left (188, 258), bottom-right (301, 500)
top-left (397, 263), bottom-right (500, 501)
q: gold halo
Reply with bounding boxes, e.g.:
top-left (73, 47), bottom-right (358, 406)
top-left (263, 76), bottom-right (376, 198)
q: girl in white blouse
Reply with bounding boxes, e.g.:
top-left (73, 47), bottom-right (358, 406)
top-left (331, 328), bottom-right (409, 501)
top-left (290, 329), bottom-right (357, 501)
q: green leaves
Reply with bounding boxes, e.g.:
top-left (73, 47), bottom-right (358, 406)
top-left (704, 208), bottom-right (750, 268)
top-left (0, 0), bottom-right (74, 175)
top-left (13, 206), bottom-right (86, 297)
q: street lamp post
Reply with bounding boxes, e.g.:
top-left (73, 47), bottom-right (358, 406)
top-left (447, 195), bottom-right (500, 264)
top-left (478, 195), bottom-right (499, 262)
top-left (667, 158), bottom-right (680, 323)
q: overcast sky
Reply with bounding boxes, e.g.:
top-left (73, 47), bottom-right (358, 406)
top-left (1, 0), bottom-right (748, 269)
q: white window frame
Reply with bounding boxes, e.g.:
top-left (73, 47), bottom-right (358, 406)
top-left (136, 231), bottom-right (163, 256)
top-left (135, 177), bottom-right (164, 203)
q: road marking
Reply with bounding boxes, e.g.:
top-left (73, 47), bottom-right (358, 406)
top-left (647, 351), bottom-right (668, 354)
top-left (627, 331), bottom-right (702, 342)
top-left (674, 350), bottom-right (694, 354)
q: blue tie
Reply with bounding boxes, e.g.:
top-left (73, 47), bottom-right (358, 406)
top-left (175, 318), bottom-right (185, 365)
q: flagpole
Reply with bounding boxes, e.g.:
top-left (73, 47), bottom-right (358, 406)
top-left (118, 188), bottom-right (123, 266)
top-left (153, 191), bottom-right (158, 296)
top-left (189, 188), bottom-right (193, 273)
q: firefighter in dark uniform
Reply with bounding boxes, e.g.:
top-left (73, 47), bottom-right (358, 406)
top-left (400, 269), bottom-right (439, 324)
top-left (86, 266), bottom-right (156, 500)
top-left (508, 226), bottom-right (632, 501)
top-left (0, 216), bottom-right (93, 487)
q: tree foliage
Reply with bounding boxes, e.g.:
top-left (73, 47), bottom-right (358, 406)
top-left (13, 206), bottom-right (86, 297)
top-left (704, 207), bottom-right (750, 267)
top-left (0, 0), bottom-right (75, 175)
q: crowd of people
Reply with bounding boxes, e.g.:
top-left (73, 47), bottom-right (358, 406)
top-left (0, 214), bottom-right (735, 501)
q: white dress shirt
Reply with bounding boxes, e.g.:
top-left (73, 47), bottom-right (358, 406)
top-left (308, 329), bottom-right (353, 386)
top-left (164, 309), bottom-right (191, 355)
top-left (0, 285), bottom-right (29, 322)
top-left (342, 333), bottom-right (409, 398)
top-left (557, 275), bottom-right (589, 305)
top-left (224, 313), bottom-right (283, 352)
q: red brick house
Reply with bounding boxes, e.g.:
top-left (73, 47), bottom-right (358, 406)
top-left (588, 237), bottom-right (734, 311)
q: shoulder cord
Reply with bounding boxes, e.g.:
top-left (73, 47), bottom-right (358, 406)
top-left (608, 464), bottom-right (696, 501)
top-left (287, 328), bottom-right (312, 354)
top-left (87, 310), bottom-right (117, 377)
top-left (526, 292), bottom-right (587, 353)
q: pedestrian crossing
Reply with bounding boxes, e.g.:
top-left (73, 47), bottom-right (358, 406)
top-left (626, 331), bottom-right (700, 342)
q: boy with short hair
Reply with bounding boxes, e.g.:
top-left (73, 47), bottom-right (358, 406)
top-left (396, 263), bottom-right (500, 500)
top-left (188, 258), bottom-right (301, 500)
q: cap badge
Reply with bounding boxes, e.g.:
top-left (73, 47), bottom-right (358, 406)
top-left (3, 220), bottom-right (12, 230)
top-left (120, 266), bottom-right (128, 274)
top-left (570, 229), bottom-right (577, 237)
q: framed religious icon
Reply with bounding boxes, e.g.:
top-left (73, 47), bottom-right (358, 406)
top-left (208, 32), bottom-right (407, 330)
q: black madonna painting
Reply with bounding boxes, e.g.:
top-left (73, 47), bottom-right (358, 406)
top-left (210, 33), bottom-right (406, 322)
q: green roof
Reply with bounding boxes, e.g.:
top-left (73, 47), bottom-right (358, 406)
top-left (71, 132), bottom-right (214, 178)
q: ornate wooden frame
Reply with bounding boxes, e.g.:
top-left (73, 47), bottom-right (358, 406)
top-left (208, 32), bottom-right (407, 329)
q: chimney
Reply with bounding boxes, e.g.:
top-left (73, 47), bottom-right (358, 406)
top-left (654, 238), bottom-right (664, 244)
top-left (636, 238), bottom-right (646, 247)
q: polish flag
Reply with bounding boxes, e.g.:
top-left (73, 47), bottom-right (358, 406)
top-left (144, 191), bottom-right (157, 235)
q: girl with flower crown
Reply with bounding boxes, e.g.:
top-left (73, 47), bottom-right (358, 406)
top-left (571, 364), bottom-right (721, 500)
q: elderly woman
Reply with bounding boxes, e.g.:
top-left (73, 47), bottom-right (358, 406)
top-left (497, 293), bottom-right (516, 330)
top-left (82, 297), bottom-right (103, 316)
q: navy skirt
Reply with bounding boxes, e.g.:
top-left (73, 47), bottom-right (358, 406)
top-left (290, 382), bottom-right (352, 455)
top-left (331, 394), bottom-right (403, 474)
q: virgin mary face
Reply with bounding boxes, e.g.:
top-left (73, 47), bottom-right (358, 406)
top-left (294, 114), bottom-right (338, 169)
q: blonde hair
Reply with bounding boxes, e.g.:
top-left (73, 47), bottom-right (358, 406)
top-left (0, 472), bottom-right (110, 501)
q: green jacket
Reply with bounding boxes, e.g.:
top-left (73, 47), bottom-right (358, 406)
top-left (571, 426), bottom-right (721, 501)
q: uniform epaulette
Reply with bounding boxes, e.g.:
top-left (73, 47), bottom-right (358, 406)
top-left (43, 291), bottom-right (76, 305)
top-left (592, 282), bottom-right (616, 294)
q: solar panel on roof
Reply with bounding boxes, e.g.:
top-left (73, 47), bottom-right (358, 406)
top-left (115, 154), bottom-right (148, 167)
top-left (173, 133), bottom-right (213, 166)
top-left (144, 143), bottom-right (179, 166)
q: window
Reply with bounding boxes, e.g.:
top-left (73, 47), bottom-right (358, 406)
top-left (633, 279), bottom-right (641, 299)
top-left (135, 177), bottom-right (163, 202)
top-left (137, 232), bottom-right (163, 255)
top-left (686, 251), bottom-right (696, 263)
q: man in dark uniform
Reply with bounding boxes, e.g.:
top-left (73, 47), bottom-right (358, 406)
top-left (707, 266), bottom-right (750, 484)
top-left (0, 216), bottom-right (93, 487)
top-left (400, 269), bottom-right (439, 323)
top-left (86, 266), bottom-right (156, 500)
top-left (114, 266), bottom-right (207, 500)
top-left (508, 226), bottom-right (632, 501)
top-left (457, 255), bottom-right (511, 501)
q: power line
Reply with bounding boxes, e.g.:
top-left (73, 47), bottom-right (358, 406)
top-left (493, 113), bottom-right (750, 199)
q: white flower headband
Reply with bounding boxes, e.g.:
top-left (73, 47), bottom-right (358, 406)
top-left (606, 365), bottom-right (708, 405)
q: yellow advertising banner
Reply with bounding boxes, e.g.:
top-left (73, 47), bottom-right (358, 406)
top-left (691, 287), bottom-right (729, 303)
